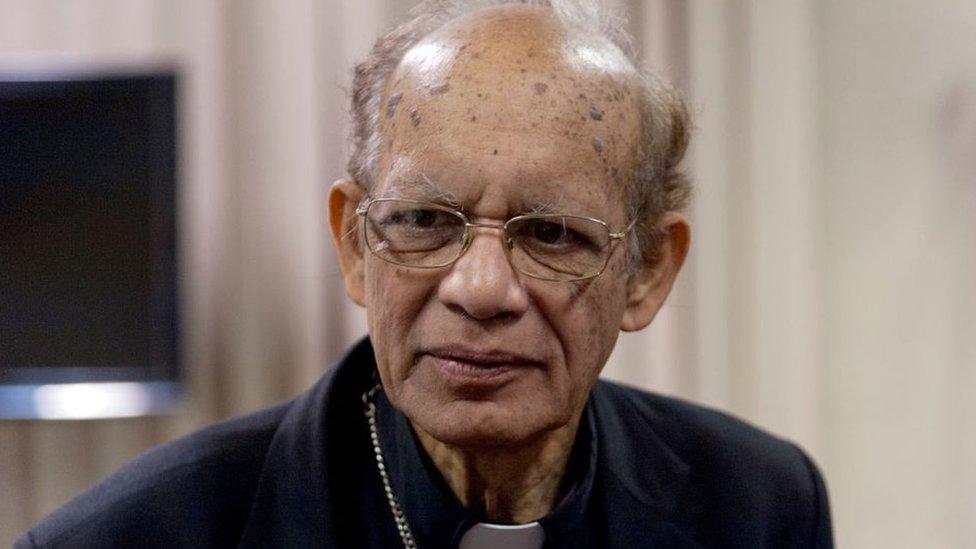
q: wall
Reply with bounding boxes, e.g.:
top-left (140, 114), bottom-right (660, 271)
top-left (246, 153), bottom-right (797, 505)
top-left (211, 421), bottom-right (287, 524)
top-left (819, 1), bottom-right (976, 546)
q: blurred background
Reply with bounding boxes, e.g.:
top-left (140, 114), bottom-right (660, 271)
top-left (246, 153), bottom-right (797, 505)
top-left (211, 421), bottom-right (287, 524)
top-left (1, 0), bottom-right (974, 547)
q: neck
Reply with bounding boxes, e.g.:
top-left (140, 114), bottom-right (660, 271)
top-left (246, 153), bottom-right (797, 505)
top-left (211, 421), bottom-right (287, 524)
top-left (413, 416), bottom-right (582, 524)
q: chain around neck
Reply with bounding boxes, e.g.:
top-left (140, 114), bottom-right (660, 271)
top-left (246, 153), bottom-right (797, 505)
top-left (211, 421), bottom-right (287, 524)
top-left (363, 384), bottom-right (418, 549)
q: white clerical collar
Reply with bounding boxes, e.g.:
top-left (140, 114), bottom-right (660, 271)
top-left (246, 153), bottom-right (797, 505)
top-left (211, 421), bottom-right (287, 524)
top-left (458, 522), bottom-right (545, 549)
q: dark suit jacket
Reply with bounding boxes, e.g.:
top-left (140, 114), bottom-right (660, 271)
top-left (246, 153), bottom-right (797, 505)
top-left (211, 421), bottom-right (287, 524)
top-left (17, 338), bottom-right (833, 548)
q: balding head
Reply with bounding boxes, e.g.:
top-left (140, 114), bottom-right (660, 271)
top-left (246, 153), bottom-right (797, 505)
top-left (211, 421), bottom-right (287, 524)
top-left (378, 6), bottom-right (642, 208)
top-left (348, 0), bottom-right (690, 263)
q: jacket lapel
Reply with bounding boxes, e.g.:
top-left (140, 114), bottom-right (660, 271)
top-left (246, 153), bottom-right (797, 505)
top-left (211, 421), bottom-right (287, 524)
top-left (235, 371), bottom-right (336, 547)
top-left (237, 339), bottom-right (377, 548)
top-left (591, 381), bottom-right (703, 548)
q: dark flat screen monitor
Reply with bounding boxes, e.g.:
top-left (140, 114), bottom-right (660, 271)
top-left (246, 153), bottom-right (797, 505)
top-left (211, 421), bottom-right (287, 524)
top-left (0, 65), bottom-right (180, 419)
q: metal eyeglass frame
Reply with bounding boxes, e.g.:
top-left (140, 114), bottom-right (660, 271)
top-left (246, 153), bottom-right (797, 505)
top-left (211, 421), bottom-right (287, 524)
top-left (355, 196), bottom-right (637, 282)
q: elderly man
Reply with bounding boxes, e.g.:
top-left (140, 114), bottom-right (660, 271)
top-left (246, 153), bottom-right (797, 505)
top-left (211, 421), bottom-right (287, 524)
top-left (18, 1), bottom-right (832, 548)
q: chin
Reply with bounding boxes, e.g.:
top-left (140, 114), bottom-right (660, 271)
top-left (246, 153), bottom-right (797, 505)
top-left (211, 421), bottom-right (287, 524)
top-left (408, 397), bottom-right (569, 450)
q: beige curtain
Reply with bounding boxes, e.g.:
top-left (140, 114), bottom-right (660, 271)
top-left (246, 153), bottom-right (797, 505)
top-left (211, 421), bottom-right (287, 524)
top-left (2, 1), bottom-right (974, 547)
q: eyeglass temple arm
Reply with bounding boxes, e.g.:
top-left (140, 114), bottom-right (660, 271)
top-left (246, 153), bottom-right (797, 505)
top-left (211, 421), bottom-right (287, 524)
top-left (609, 217), bottom-right (639, 240)
top-left (355, 198), bottom-right (371, 216)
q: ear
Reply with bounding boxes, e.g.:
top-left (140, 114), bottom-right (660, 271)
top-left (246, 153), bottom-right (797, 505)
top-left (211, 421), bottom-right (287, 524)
top-left (620, 212), bottom-right (691, 332)
top-left (328, 178), bottom-right (367, 307)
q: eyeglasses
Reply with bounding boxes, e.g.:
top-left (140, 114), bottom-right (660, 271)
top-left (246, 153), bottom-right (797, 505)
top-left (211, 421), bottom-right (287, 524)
top-left (355, 197), bottom-right (635, 282)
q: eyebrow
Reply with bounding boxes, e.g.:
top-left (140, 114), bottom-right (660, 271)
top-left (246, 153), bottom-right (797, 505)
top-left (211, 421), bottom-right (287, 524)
top-left (383, 175), bottom-right (462, 208)
top-left (383, 175), bottom-right (601, 218)
top-left (527, 197), bottom-right (567, 215)
top-left (524, 191), bottom-right (605, 219)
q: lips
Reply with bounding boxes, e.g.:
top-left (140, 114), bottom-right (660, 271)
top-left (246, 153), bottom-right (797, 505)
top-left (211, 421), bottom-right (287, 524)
top-left (422, 348), bottom-right (543, 384)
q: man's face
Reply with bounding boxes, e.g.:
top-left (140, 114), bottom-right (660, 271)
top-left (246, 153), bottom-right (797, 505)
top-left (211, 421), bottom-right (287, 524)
top-left (359, 7), bottom-right (645, 447)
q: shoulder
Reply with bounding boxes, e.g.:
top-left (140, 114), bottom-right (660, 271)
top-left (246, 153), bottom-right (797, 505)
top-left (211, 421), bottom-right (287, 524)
top-left (592, 379), bottom-right (833, 547)
top-left (594, 378), bottom-right (814, 482)
top-left (19, 402), bottom-right (291, 549)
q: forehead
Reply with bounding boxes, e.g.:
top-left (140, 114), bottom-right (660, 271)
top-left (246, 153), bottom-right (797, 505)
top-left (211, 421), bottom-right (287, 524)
top-left (376, 6), bottom-right (642, 221)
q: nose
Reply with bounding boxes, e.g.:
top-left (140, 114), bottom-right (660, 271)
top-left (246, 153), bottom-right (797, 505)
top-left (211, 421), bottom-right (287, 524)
top-left (437, 226), bottom-right (530, 321)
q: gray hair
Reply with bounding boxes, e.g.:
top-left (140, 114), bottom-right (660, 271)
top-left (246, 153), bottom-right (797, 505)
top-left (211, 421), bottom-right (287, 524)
top-left (348, 0), bottom-right (691, 265)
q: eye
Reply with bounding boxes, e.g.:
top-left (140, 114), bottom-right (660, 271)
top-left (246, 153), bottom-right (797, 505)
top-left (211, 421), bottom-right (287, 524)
top-left (520, 218), bottom-right (597, 249)
top-left (512, 216), bottom-right (608, 255)
top-left (383, 208), bottom-right (454, 229)
top-left (530, 220), bottom-right (570, 245)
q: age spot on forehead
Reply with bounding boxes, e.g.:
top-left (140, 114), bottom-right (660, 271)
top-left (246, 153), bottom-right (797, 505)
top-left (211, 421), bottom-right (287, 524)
top-left (410, 107), bottom-right (422, 127)
top-left (589, 106), bottom-right (604, 121)
top-left (386, 92), bottom-right (403, 118)
top-left (592, 137), bottom-right (604, 153)
top-left (429, 83), bottom-right (450, 95)
top-left (532, 82), bottom-right (549, 95)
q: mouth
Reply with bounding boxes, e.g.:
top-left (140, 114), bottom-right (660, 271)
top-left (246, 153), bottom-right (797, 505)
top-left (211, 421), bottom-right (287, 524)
top-left (421, 347), bottom-right (544, 386)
